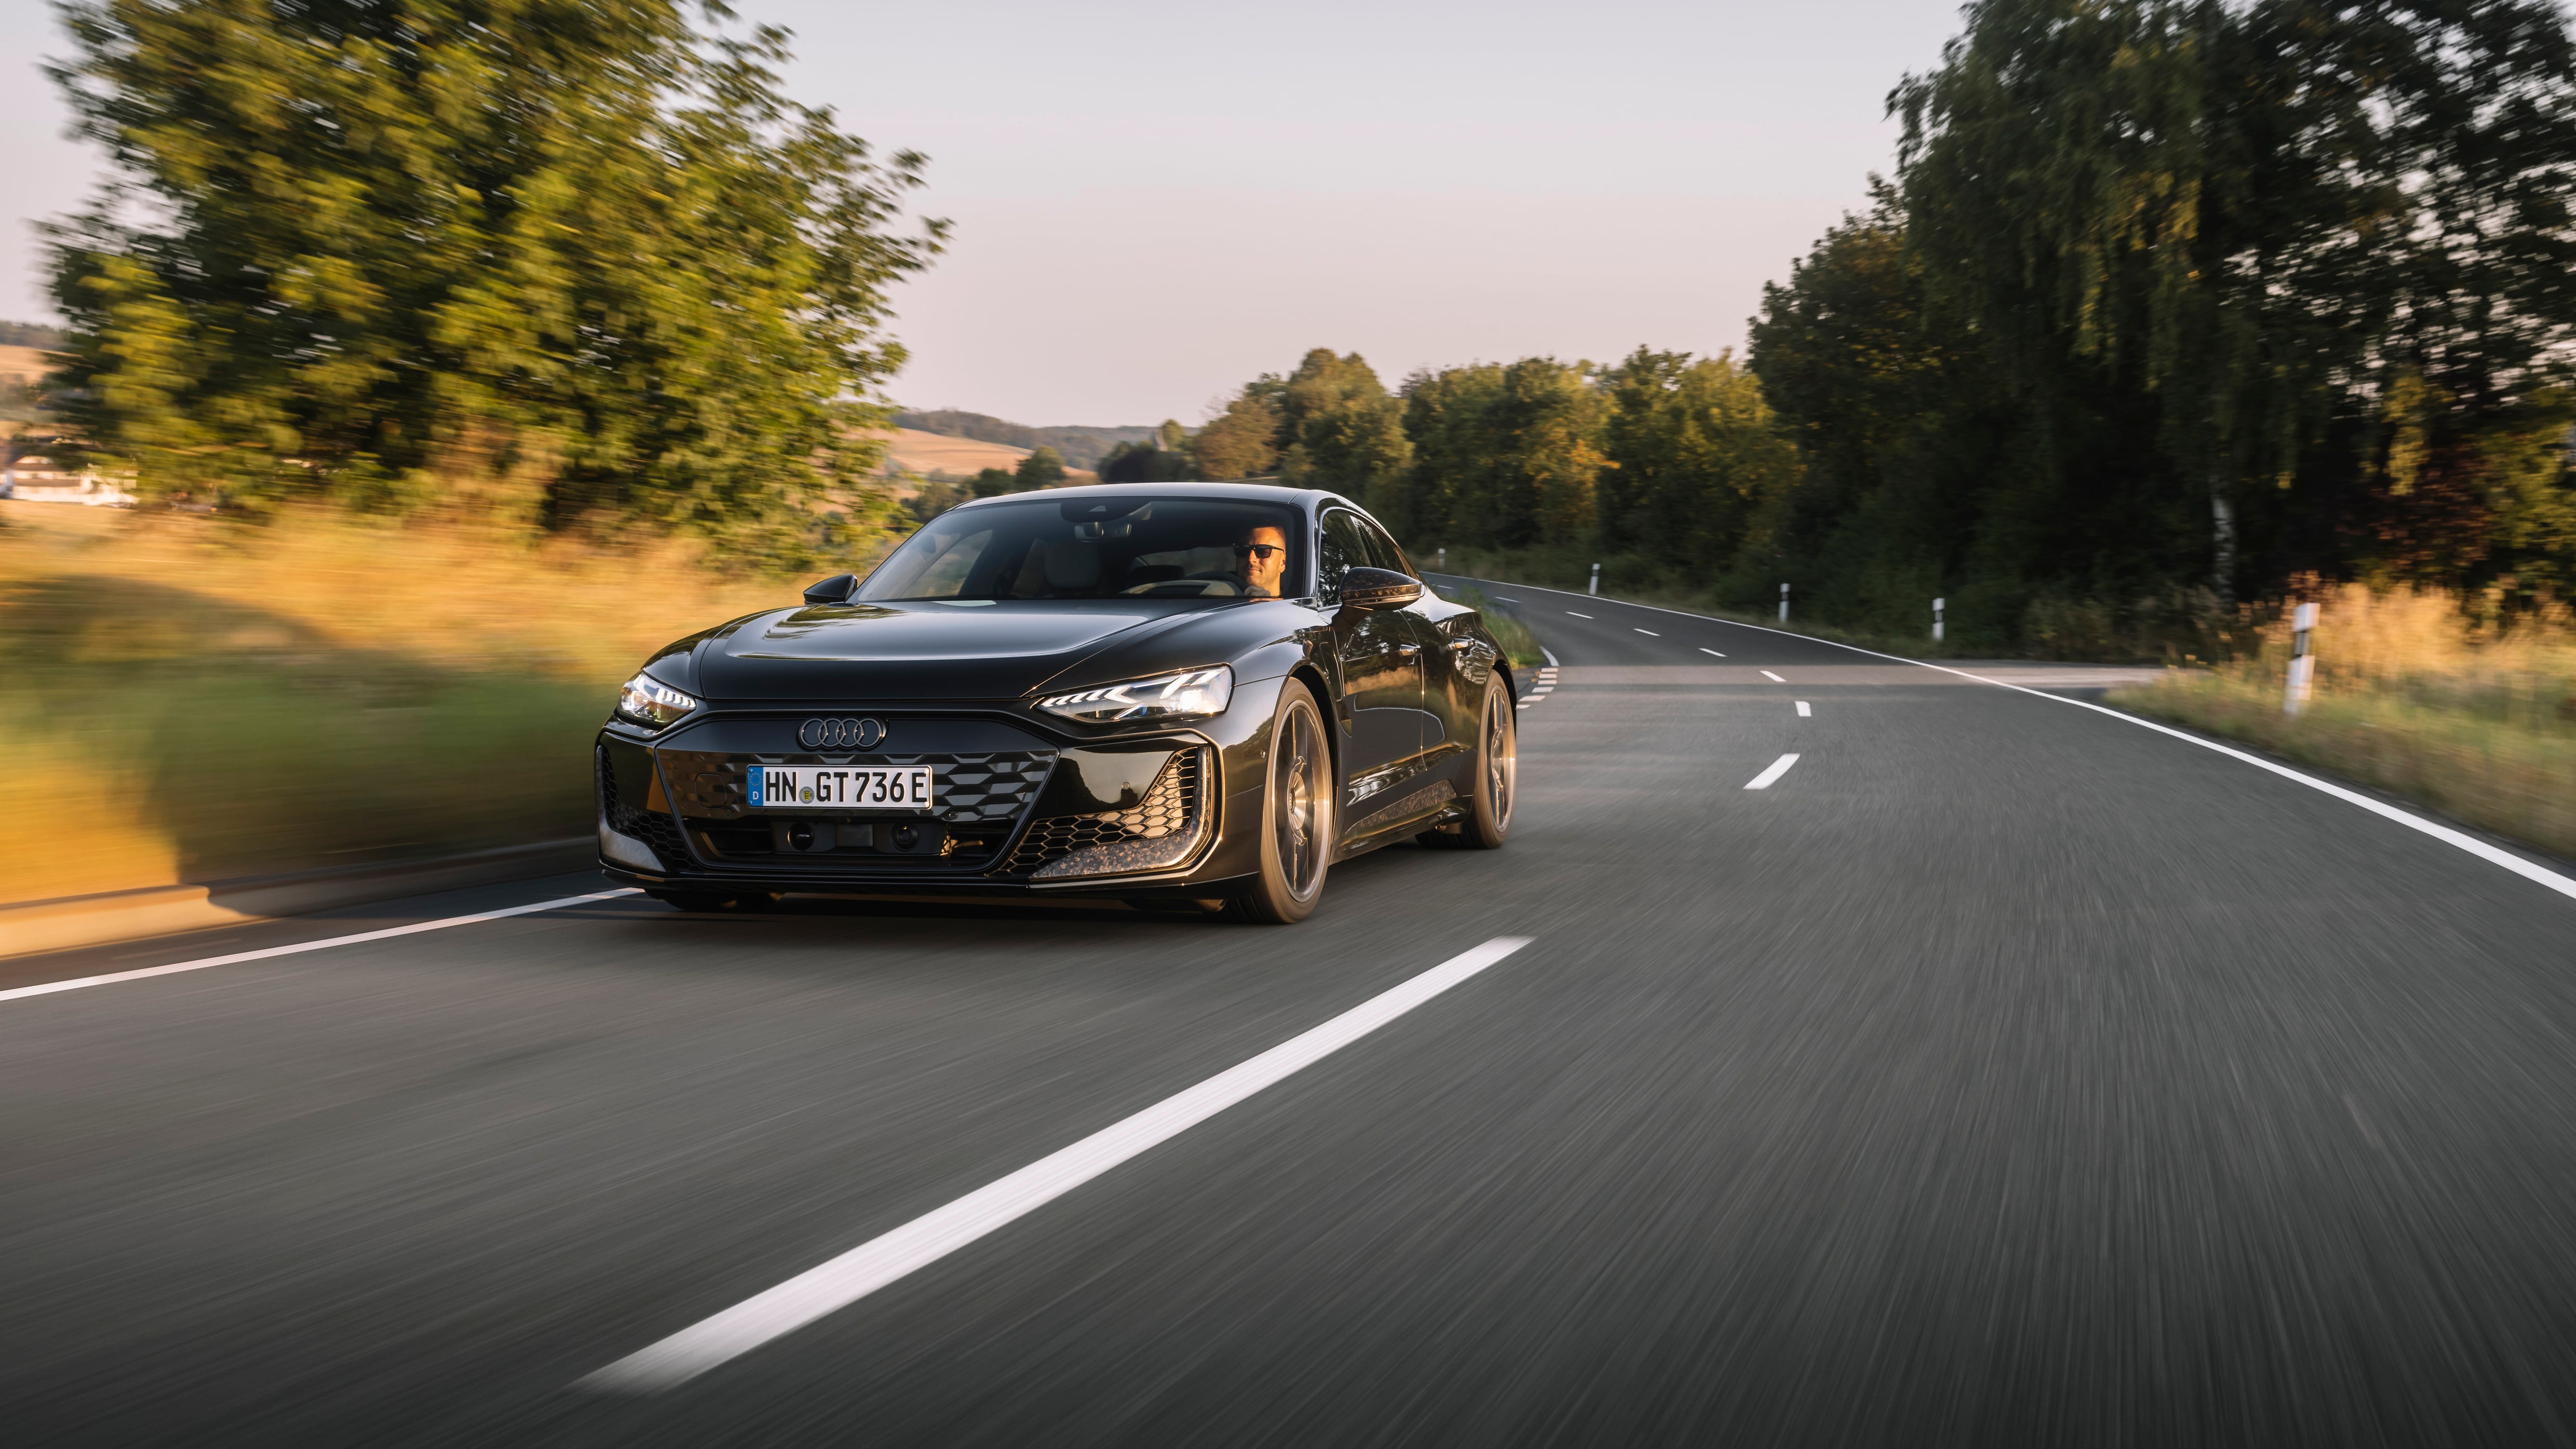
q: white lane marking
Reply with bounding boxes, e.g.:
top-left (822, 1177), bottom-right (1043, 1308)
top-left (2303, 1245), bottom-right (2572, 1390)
top-left (1542, 647), bottom-right (1559, 667)
top-left (1760, 670), bottom-right (1786, 683)
top-left (1700, 648), bottom-right (1727, 658)
top-left (1455, 574), bottom-right (2576, 906)
top-left (1743, 754), bottom-right (1801, 790)
top-left (1532, 688), bottom-right (1553, 695)
top-left (1633, 628), bottom-right (1659, 636)
top-left (1495, 597), bottom-right (1520, 603)
top-left (1565, 611), bottom-right (1593, 619)
top-left (0, 890), bottom-right (642, 1004)
top-left (579, 936), bottom-right (1539, 1393)
top-left (1796, 701), bottom-right (1812, 717)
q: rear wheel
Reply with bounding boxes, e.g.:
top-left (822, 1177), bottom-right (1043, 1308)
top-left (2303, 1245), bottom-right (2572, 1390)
top-left (1230, 680), bottom-right (1332, 923)
top-left (1422, 675), bottom-right (1514, 850)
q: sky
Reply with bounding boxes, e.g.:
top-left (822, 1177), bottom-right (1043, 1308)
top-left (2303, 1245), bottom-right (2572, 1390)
top-left (0, 0), bottom-right (1970, 426)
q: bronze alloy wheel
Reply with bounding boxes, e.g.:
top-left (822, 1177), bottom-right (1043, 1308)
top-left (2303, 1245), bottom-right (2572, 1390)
top-left (1232, 680), bottom-right (1332, 922)
top-left (1423, 674), bottom-right (1515, 850)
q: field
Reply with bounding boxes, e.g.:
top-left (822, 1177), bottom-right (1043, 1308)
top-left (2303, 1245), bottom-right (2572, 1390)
top-left (870, 427), bottom-right (1099, 481)
top-left (0, 502), bottom-right (813, 905)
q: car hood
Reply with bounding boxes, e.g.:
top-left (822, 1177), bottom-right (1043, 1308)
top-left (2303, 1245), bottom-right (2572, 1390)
top-left (692, 600), bottom-right (1190, 702)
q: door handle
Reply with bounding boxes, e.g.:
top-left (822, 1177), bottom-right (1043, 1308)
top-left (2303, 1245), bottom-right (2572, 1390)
top-left (1396, 642), bottom-right (1422, 657)
top-left (1447, 638), bottom-right (1473, 650)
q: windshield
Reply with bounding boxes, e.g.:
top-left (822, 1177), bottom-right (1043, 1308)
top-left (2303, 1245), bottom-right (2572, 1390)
top-left (857, 497), bottom-right (1309, 602)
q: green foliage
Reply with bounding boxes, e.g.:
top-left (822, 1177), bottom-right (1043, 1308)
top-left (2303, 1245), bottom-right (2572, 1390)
top-left (45, 0), bottom-right (942, 564)
top-left (1395, 357), bottom-right (1610, 548)
top-left (1190, 378), bottom-right (1285, 479)
top-left (968, 466), bottom-right (1019, 498)
top-left (1100, 422), bottom-right (1201, 482)
top-left (1276, 351), bottom-right (1412, 511)
top-left (1013, 446), bottom-right (1067, 490)
top-left (1889, 0), bottom-right (2576, 605)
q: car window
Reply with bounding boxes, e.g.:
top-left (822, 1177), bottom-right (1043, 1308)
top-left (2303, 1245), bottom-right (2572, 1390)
top-left (1319, 509), bottom-right (1373, 601)
top-left (859, 497), bottom-right (1309, 602)
top-left (1358, 517), bottom-right (1415, 578)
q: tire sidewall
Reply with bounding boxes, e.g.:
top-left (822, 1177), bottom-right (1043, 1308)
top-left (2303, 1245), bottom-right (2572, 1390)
top-left (1240, 680), bottom-right (1331, 922)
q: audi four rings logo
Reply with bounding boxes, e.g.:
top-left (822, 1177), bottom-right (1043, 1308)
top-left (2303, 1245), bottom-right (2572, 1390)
top-left (799, 717), bottom-right (887, 749)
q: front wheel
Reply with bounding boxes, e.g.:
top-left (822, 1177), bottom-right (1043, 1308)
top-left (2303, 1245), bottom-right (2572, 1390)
top-left (1230, 680), bottom-right (1333, 923)
top-left (1423, 675), bottom-right (1514, 850)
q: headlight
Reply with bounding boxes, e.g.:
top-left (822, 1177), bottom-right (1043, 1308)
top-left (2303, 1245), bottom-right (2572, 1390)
top-left (1037, 666), bottom-right (1232, 723)
top-left (614, 672), bottom-right (699, 730)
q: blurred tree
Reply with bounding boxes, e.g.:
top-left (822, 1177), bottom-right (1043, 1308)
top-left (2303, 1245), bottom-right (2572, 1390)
top-left (45, 0), bottom-right (942, 561)
top-left (1099, 421), bottom-right (1199, 482)
top-left (967, 466), bottom-right (1018, 498)
top-left (1190, 377), bottom-right (1286, 479)
top-left (1013, 446), bottom-right (1067, 490)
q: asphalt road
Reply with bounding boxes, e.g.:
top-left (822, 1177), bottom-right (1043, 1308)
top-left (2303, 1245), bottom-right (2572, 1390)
top-left (8, 583), bottom-right (2576, 1446)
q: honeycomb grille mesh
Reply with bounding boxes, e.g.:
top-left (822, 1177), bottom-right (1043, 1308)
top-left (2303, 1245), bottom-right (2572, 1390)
top-left (598, 747), bottom-right (689, 870)
top-left (1006, 748), bottom-right (1205, 877)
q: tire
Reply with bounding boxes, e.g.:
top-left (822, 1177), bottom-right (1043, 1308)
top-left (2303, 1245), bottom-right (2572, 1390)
top-left (1229, 679), bottom-right (1333, 923)
top-left (1421, 674), bottom-right (1515, 850)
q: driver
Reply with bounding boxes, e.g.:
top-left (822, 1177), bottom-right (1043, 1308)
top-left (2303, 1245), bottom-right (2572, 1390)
top-left (1237, 525), bottom-right (1287, 598)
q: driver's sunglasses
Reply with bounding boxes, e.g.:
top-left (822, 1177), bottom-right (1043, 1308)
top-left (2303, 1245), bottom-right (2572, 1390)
top-left (1232, 543), bottom-right (1285, 560)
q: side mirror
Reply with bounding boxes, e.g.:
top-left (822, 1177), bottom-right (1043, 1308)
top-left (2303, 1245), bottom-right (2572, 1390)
top-left (1338, 566), bottom-right (1423, 611)
top-left (802, 572), bottom-right (857, 605)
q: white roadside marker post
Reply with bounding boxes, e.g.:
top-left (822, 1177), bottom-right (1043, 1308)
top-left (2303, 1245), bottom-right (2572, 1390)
top-left (1437, 546), bottom-right (1446, 571)
top-left (2285, 601), bottom-right (2318, 715)
top-left (1778, 582), bottom-right (1790, 624)
top-left (1588, 562), bottom-right (1600, 596)
top-left (1933, 596), bottom-right (1945, 643)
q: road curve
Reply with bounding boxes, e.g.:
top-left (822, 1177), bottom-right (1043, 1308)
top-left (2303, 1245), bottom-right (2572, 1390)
top-left (6, 582), bottom-right (2576, 1446)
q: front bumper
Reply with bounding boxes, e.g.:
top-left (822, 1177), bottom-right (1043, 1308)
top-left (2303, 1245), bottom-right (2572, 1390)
top-left (594, 689), bottom-right (1282, 898)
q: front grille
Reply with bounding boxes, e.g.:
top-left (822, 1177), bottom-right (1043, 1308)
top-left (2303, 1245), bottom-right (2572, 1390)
top-left (662, 749), bottom-right (1056, 824)
top-left (598, 747), bottom-right (687, 870)
top-left (1007, 748), bottom-right (1207, 879)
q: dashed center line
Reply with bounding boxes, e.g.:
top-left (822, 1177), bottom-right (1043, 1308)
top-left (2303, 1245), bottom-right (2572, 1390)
top-left (1633, 628), bottom-right (1658, 636)
top-left (1743, 754), bottom-right (1800, 790)
top-left (1760, 670), bottom-right (1786, 682)
top-left (1796, 701), bottom-right (1812, 717)
top-left (1565, 611), bottom-right (1593, 619)
top-left (1700, 648), bottom-right (1727, 658)
top-left (578, 936), bottom-right (1540, 1393)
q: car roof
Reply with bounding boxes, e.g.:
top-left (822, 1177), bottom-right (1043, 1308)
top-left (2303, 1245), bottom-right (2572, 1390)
top-left (948, 480), bottom-right (1345, 514)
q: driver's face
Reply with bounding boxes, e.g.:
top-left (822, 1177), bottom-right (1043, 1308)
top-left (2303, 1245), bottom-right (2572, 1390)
top-left (1243, 525), bottom-right (1288, 596)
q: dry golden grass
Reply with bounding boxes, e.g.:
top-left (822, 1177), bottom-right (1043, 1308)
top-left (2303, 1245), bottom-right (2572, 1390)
top-left (2109, 584), bottom-right (2576, 858)
top-left (0, 502), bottom-right (840, 903)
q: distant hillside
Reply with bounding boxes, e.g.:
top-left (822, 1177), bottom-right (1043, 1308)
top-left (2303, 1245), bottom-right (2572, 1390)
top-left (0, 321), bottom-right (66, 350)
top-left (894, 410), bottom-right (1153, 471)
top-left (865, 427), bottom-right (1097, 482)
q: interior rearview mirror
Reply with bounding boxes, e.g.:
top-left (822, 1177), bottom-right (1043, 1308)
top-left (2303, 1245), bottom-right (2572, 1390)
top-left (1338, 566), bottom-right (1422, 611)
top-left (802, 572), bottom-right (857, 605)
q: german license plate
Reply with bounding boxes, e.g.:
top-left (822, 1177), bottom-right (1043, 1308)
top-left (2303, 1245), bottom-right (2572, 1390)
top-left (749, 764), bottom-right (935, 810)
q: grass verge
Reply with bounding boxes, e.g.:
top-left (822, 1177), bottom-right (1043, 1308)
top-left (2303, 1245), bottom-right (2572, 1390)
top-left (2106, 584), bottom-right (2576, 860)
top-left (1428, 583), bottom-right (1545, 668)
top-left (0, 501), bottom-right (815, 904)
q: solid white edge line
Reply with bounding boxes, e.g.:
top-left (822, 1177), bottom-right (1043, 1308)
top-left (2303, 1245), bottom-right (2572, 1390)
top-left (1744, 754), bottom-right (1800, 790)
top-left (1541, 647), bottom-right (1559, 667)
top-left (0, 889), bottom-right (644, 1004)
top-left (1760, 670), bottom-right (1786, 683)
top-left (1455, 574), bottom-right (2576, 905)
top-left (577, 935), bottom-right (1538, 1394)
top-left (1796, 701), bottom-right (1812, 717)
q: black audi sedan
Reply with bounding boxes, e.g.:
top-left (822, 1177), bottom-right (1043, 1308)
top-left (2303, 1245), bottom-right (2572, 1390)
top-left (595, 483), bottom-right (1517, 922)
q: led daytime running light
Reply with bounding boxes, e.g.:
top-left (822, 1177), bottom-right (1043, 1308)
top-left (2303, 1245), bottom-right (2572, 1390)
top-left (615, 672), bottom-right (699, 729)
top-left (1038, 667), bottom-right (1232, 723)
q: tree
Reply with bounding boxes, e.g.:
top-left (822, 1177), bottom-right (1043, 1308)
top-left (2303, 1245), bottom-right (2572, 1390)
top-left (1191, 376), bottom-right (1286, 479)
top-left (1276, 350), bottom-right (1412, 517)
top-left (1597, 348), bottom-right (1802, 579)
top-left (967, 467), bottom-right (1017, 498)
top-left (45, 0), bottom-right (942, 560)
top-left (1099, 423), bottom-right (1199, 482)
top-left (1397, 357), bottom-right (1608, 548)
top-left (1013, 446), bottom-right (1067, 490)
